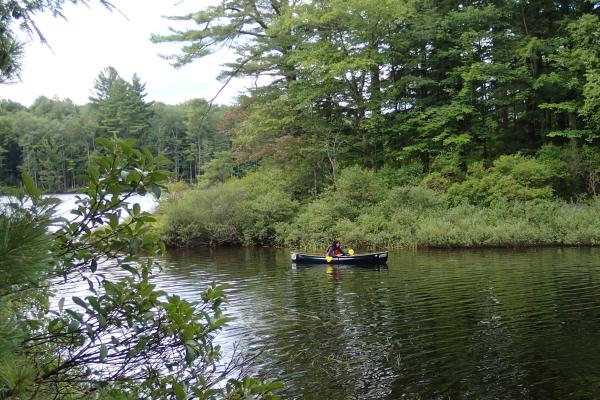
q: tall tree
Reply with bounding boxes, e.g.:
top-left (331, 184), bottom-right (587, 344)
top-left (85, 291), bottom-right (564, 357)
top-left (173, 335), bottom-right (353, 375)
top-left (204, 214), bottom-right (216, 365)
top-left (183, 100), bottom-right (230, 182)
top-left (90, 67), bottom-right (153, 140)
top-left (152, 0), bottom-right (302, 84)
top-left (149, 102), bottom-right (187, 179)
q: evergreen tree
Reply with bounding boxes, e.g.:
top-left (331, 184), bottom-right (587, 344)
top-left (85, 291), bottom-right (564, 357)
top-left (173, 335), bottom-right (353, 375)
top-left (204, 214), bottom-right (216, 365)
top-left (152, 0), bottom-right (301, 84)
top-left (90, 67), bottom-right (153, 140)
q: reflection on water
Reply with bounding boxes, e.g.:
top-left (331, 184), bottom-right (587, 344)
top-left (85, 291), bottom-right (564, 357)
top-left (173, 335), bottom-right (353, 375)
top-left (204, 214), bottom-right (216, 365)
top-left (148, 247), bottom-right (600, 399)
top-left (48, 243), bottom-right (600, 399)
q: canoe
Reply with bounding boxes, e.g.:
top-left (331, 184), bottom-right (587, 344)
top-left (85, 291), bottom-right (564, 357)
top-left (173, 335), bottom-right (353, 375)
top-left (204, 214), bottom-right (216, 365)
top-left (290, 251), bottom-right (388, 266)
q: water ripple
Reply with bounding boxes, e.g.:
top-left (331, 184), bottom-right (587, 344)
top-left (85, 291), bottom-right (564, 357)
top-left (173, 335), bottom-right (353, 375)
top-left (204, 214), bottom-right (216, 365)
top-left (53, 247), bottom-right (600, 399)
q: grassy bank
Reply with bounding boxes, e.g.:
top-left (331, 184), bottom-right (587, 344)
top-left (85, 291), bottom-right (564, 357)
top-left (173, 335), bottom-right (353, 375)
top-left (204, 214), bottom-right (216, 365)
top-left (155, 160), bottom-right (600, 250)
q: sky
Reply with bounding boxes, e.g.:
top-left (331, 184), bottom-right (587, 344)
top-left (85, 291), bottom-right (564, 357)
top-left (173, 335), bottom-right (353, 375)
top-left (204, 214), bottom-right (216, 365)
top-left (1, 0), bottom-right (250, 107)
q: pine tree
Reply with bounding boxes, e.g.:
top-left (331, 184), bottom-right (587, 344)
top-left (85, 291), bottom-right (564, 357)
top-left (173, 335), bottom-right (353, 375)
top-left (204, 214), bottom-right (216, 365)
top-left (90, 67), bottom-right (153, 140)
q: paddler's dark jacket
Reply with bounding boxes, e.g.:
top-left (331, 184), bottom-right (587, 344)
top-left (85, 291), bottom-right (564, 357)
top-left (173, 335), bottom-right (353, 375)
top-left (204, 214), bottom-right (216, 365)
top-left (326, 244), bottom-right (347, 257)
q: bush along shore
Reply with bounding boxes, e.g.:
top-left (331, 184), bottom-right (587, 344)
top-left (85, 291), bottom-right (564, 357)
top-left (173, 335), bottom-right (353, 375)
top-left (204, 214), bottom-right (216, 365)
top-left (155, 147), bottom-right (600, 250)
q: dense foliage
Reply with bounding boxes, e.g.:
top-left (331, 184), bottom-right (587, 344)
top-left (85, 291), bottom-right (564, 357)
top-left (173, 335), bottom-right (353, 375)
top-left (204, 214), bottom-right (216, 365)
top-left (158, 168), bottom-right (299, 246)
top-left (156, 0), bottom-right (600, 180)
top-left (4, 0), bottom-right (600, 197)
top-left (150, 0), bottom-right (600, 249)
top-left (155, 164), bottom-right (600, 249)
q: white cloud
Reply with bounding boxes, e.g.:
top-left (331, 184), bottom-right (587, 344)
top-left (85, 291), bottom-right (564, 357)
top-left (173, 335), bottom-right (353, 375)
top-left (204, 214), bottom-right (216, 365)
top-left (1, 0), bottom-right (249, 106)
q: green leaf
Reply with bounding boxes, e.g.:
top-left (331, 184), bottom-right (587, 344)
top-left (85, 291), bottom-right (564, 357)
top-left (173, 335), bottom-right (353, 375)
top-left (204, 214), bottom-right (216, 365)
top-left (21, 172), bottom-right (40, 198)
top-left (72, 296), bottom-right (88, 309)
top-left (172, 382), bottom-right (186, 400)
top-left (142, 146), bottom-right (154, 163)
top-left (88, 164), bottom-right (100, 181)
top-left (120, 263), bottom-right (140, 277)
top-left (48, 318), bottom-right (64, 332)
top-left (108, 213), bottom-right (119, 228)
top-left (120, 140), bottom-right (134, 156)
top-left (256, 381), bottom-right (285, 392)
top-left (88, 297), bottom-right (101, 312)
top-left (126, 170), bottom-right (142, 184)
top-left (129, 238), bottom-right (141, 255)
top-left (86, 323), bottom-right (94, 339)
top-left (66, 309), bottom-right (83, 321)
top-left (182, 326), bottom-right (196, 341)
top-left (99, 344), bottom-right (108, 361)
top-left (95, 137), bottom-right (115, 151)
top-left (67, 319), bottom-right (80, 333)
top-left (150, 184), bottom-right (161, 199)
top-left (98, 155), bottom-right (112, 169)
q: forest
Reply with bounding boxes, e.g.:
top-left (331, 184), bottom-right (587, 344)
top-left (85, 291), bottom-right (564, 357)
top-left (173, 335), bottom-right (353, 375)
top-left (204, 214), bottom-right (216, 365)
top-left (151, 0), bottom-right (600, 248)
top-left (0, 66), bottom-right (233, 192)
top-left (2, 0), bottom-right (600, 249)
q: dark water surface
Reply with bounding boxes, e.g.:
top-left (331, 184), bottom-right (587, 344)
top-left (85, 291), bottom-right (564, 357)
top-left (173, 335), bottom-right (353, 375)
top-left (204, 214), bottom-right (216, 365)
top-left (155, 247), bottom-right (600, 399)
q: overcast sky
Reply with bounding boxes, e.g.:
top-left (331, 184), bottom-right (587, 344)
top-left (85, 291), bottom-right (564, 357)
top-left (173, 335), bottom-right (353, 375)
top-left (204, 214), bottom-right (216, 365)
top-left (1, 0), bottom-right (250, 107)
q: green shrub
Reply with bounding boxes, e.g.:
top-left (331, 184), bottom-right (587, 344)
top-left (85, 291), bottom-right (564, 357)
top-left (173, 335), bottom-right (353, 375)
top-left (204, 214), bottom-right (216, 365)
top-left (163, 181), bottom-right (192, 202)
top-left (334, 166), bottom-right (386, 212)
top-left (536, 144), bottom-right (600, 198)
top-left (197, 151), bottom-right (235, 188)
top-left (447, 154), bottom-right (555, 205)
top-left (421, 150), bottom-right (464, 192)
top-left (157, 167), bottom-right (298, 246)
top-left (279, 166), bottom-right (388, 248)
top-left (579, 145), bottom-right (600, 197)
top-left (421, 172), bottom-right (452, 192)
top-left (536, 144), bottom-right (572, 193)
top-left (160, 162), bottom-right (600, 251)
top-left (276, 196), bottom-right (347, 248)
top-left (377, 161), bottom-right (424, 187)
top-left (383, 186), bottom-right (446, 212)
top-left (430, 150), bottom-right (462, 179)
top-left (493, 153), bottom-right (553, 186)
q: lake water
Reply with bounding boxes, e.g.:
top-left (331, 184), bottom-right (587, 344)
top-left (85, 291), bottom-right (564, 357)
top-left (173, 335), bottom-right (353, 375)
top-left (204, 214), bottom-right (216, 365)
top-left (38, 194), bottom-right (600, 398)
top-left (154, 247), bottom-right (600, 400)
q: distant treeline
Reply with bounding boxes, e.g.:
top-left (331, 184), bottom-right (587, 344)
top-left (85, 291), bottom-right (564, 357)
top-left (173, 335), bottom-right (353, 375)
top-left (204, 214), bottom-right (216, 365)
top-left (0, 67), bottom-right (234, 192)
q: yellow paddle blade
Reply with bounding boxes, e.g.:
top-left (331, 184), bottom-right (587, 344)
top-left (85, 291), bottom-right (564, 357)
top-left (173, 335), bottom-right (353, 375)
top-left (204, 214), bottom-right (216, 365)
top-left (348, 249), bottom-right (354, 255)
top-left (326, 256), bottom-right (333, 262)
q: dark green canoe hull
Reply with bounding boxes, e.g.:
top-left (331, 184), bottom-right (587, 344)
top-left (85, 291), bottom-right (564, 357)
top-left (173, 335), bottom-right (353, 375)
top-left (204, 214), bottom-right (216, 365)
top-left (290, 251), bottom-right (388, 266)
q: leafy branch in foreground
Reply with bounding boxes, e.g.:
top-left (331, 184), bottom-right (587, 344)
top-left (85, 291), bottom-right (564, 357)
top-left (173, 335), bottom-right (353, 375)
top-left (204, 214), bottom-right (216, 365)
top-left (0, 138), bottom-right (282, 399)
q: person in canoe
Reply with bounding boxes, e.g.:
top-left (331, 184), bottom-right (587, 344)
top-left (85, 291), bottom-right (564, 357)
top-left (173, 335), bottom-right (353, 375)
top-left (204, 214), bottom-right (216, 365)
top-left (326, 240), bottom-right (347, 257)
